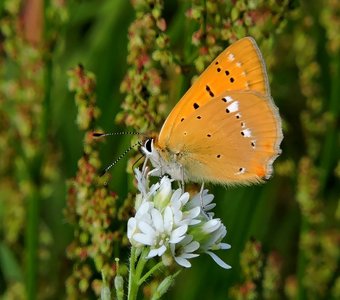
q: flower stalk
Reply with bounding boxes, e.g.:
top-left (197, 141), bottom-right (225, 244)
top-left (128, 247), bottom-right (164, 300)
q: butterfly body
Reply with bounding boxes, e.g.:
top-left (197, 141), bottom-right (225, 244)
top-left (142, 37), bottom-right (283, 185)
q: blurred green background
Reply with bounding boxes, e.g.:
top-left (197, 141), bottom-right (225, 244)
top-left (0, 0), bottom-right (339, 299)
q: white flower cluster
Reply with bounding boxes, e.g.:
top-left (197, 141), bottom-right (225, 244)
top-left (127, 167), bottom-right (231, 269)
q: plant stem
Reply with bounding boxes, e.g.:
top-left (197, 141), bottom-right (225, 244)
top-left (128, 248), bottom-right (163, 300)
top-left (128, 247), bottom-right (137, 300)
top-left (138, 261), bottom-right (163, 286)
top-left (128, 247), bottom-right (148, 300)
top-left (134, 248), bottom-right (148, 282)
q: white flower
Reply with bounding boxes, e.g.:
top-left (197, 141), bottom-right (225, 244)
top-left (127, 167), bottom-right (231, 269)
top-left (134, 167), bottom-right (148, 198)
top-left (153, 176), bottom-right (173, 210)
top-left (133, 207), bottom-right (188, 258)
top-left (127, 202), bottom-right (153, 247)
top-left (189, 218), bottom-right (231, 269)
top-left (128, 173), bottom-right (192, 259)
top-left (186, 188), bottom-right (216, 219)
top-left (170, 235), bottom-right (199, 268)
top-left (134, 167), bottom-right (161, 209)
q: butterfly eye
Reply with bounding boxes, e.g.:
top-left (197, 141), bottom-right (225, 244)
top-left (145, 139), bottom-right (153, 153)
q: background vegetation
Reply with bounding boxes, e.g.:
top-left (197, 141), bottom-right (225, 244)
top-left (0, 0), bottom-right (339, 299)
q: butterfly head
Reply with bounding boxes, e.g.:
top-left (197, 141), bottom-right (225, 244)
top-left (141, 138), bottom-right (184, 181)
top-left (141, 138), bottom-right (160, 164)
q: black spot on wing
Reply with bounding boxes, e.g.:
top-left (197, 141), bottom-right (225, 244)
top-left (205, 85), bottom-right (215, 97)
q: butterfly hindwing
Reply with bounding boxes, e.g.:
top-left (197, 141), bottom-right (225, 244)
top-left (164, 90), bottom-right (282, 184)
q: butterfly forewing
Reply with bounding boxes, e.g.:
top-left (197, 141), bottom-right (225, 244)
top-left (158, 37), bottom-right (271, 148)
top-left (164, 91), bottom-right (282, 184)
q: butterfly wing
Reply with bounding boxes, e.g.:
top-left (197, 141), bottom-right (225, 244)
top-left (162, 90), bottom-right (282, 184)
top-left (158, 37), bottom-right (271, 149)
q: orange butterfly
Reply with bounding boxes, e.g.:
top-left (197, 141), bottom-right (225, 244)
top-left (142, 37), bottom-right (283, 185)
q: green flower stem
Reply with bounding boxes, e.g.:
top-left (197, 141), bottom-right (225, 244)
top-left (128, 247), bottom-right (137, 300)
top-left (128, 247), bottom-right (165, 300)
top-left (138, 261), bottom-right (164, 286)
top-left (128, 247), bottom-right (148, 300)
top-left (134, 248), bottom-right (149, 280)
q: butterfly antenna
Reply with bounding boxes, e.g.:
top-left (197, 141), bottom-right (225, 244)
top-left (99, 140), bottom-right (143, 176)
top-left (93, 131), bottom-right (143, 138)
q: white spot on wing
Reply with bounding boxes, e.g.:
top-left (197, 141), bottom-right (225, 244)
top-left (241, 122), bottom-right (246, 128)
top-left (245, 82), bottom-right (249, 88)
top-left (236, 62), bottom-right (242, 67)
top-left (235, 113), bottom-right (242, 119)
top-left (251, 140), bottom-right (256, 149)
top-left (235, 167), bottom-right (246, 175)
top-left (227, 101), bottom-right (239, 113)
top-left (242, 128), bottom-right (252, 137)
top-left (228, 53), bottom-right (235, 61)
top-left (223, 96), bottom-right (233, 103)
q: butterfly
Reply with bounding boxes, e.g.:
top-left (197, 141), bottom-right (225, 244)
top-left (141, 37), bottom-right (283, 185)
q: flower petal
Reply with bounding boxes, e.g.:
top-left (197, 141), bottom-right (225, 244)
top-left (189, 219), bottom-right (201, 225)
top-left (203, 194), bottom-right (214, 205)
top-left (174, 256), bottom-right (192, 268)
top-left (178, 192), bottom-right (190, 205)
top-left (139, 220), bottom-right (156, 236)
top-left (172, 206), bottom-right (184, 223)
top-left (147, 248), bottom-right (160, 258)
top-left (204, 203), bottom-right (216, 211)
top-left (206, 251), bottom-right (231, 269)
top-left (170, 189), bottom-right (183, 204)
top-left (186, 207), bottom-right (201, 220)
top-left (133, 233), bottom-right (154, 246)
top-left (127, 218), bottom-right (137, 239)
top-left (151, 209), bottom-right (164, 232)
top-left (156, 245), bottom-right (167, 256)
top-left (154, 176), bottom-right (172, 209)
top-left (163, 206), bottom-right (174, 232)
top-left (220, 243), bottom-right (231, 250)
top-left (170, 225), bottom-right (188, 243)
top-left (136, 202), bottom-right (151, 218)
top-left (202, 219), bottom-right (221, 233)
top-left (181, 253), bottom-right (199, 259)
top-left (184, 241), bottom-right (200, 253)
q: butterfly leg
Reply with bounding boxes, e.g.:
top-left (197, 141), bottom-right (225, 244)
top-left (199, 182), bottom-right (205, 208)
top-left (144, 157), bottom-right (161, 178)
top-left (142, 156), bottom-right (148, 173)
top-left (180, 165), bottom-right (185, 191)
